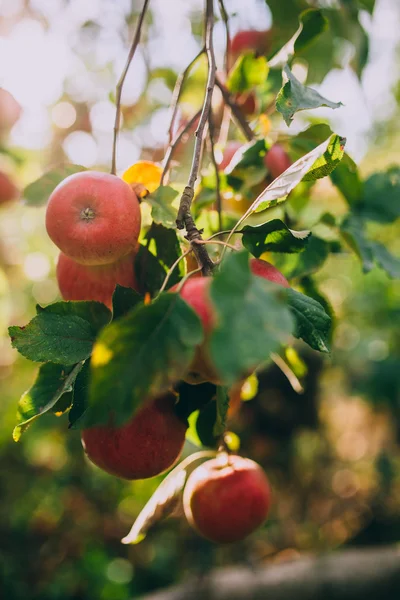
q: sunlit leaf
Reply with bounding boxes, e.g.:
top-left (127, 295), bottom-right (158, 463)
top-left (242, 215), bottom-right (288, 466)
top-left (242, 219), bottom-right (311, 256)
top-left (269, 9), bottom-right (328, 68)
top-left (146, 185), bottom-right (179, 229)
top-left (13, 362), bottom-right (83, 441)
top-left (276, 65), bottom-right (343, 126)
top-left (209, 252), bottom-right (293, 385)
top-left (9, 301), bottom-right (111, 365)
top-left (23, 165), bottom-right (87, 207)
top-left (122, 160), bottom-right (162, 196)
top-left (85, 294), bottom-right (204, 427)
top-left (227, 53), bottom-right (269, 94)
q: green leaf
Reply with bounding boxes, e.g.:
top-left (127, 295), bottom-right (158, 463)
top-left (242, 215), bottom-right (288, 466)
top-left (250, 135), bottom-right (341, 213)
top-left (276, 65), bottom-right (343, 126)
top-left (86, 294), bottom-right (204, 426)
top-left (330, 152), bottom-right (363, 205)
top-left (226, 139), bottom-right (268, 192)
top-left (135, 224), bottom-right (182, 295)
top-left (213, 387), bottom-right (230, 438)
top-left (135, 245), bottom-right (167, 296)
top-left (360, 167), bottom-right (400, 224)
top-left (369, 242), bottom-right (400, 280)
top-left (269, 9), bottom-right (328, 68)
top-left (112, 285), bottom-right (142, 320)
top-left (209, 252), bottom-right (293, 386)
top-left (23, 165), bottom-right (87, 207)
top-left (195, 401), bottom-right (219, 448)
top-left (340, 216), bottom-right (374, 272)
top-left (302, 134), bottom-right (346, 182)
top-left (13, 362), bottom-right (83, 441)
top-left (68, 361), bottom-right (90, 429)
top-left (146, 186), bottom-right (179, 229)
top-left (287, 289), bottom-right (331, 353)
top-left (227, 53), bottom-right (269, 94)
top-left (241, 219), bottom-right (311, 257)
top-left (9, 301), bottom-right (111, 365)
top-left (273, 236), bottom-right (330, 280)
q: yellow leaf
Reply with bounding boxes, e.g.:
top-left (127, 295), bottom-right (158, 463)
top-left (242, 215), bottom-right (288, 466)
top-left (122, 161), bottom-right (162, 197)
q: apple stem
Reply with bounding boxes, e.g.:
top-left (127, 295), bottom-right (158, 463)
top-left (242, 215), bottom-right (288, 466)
top-left (111, 0), bottom-right (150, 176)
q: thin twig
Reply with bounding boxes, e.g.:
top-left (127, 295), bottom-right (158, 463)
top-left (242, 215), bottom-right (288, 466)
top-left (111, 0), bottom-right (150, 175)
top-left (168, 47), bottom-right (206, 146)
top-left (161, 108), bottom-right (202, 186)
top-left (175, 0), bottom-right (217, 276)
top-left (271, 352), bottom-right (304, 394)
top-left (217, 0), bottom-right (230, 76)
top-left (157, 247), bottom-right (193, 296)
top-left (195, 239), bottom-right (238, 252)
top-left (205, 229), bottom-right (233, 240)
top-left (208, 110), bottom-right (223, 232)
top-left (215, 77), bottom-right (255, 142)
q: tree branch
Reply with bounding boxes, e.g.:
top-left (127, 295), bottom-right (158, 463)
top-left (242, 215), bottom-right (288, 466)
top-left (215, 77), bottom-right (255, 142)
top-left (167, 48), bottom-right (206, 146)
top-left (141, 546), bottom-right (400, 600)
top-left (111, 0), bottom-right (150, 175)
top-left (161, 109), bottom-right (202, 187)
top-left (175, 0), bottom-right (217, 276)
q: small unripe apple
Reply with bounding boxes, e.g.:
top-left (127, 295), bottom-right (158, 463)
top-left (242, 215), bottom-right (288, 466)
top-left (0, 171), bottom-right (19, 205)
top-left (56, 250), bottom-right (138, 309)
top-left (172, 258), bottom-right (289, 384)
top-left (264, 144), bottom-right (292, 180)
top-left (184, 454), bottom-right (271, 543)
top-left (81, 393), bottom-right (187, 480)
top-left (46, 171), bottom-right (141, 266)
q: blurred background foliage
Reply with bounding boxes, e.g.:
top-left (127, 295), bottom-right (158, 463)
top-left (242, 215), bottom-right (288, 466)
top-left (0, 0), bottom-right (399, 598)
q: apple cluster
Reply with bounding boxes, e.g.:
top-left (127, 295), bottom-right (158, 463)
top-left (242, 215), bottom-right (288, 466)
top-left (45, 137), bottom-right (287, 541)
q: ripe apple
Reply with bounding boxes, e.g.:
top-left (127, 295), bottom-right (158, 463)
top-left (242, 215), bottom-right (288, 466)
top-left (81, 392), bottom-right (187, 480)
top-left (229, 30), bottom-right (272, 65)
top-left (0, 171), bottom-right (19, 205)
top-left (57, 250), bottom-right (138, 309)
top-left (172, 258), bottom-right (289, 384)
top-left (235, 91), bottom-right (257, 117)
top-left (264, 144), bottom-right (292, 180)
top-left (46, 171), bottom-right (141, 266)
top-left (183, 454), bottom-right (271, 543)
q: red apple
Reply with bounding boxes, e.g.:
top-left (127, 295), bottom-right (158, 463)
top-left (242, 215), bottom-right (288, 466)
top-left (172, 258), bottom-right (289, 384)
top-left (236, 91), bottom-right (257, 117)
top-left (46, 171), bottom-right (141, 266)
top-left (183, 454), bottom-right (271, 543)
top-left (81, 392), bottom-right (187, 480)
top-left (57, 250), bottom-right (138, 309)
top-left (0, 171), bottom-right (19, 205)
top-left (250, 256), bottom-right (289, 288)
top-left (264, 144), bottom-right (292, 180)
top-left (229, 30), bottom-right (271, 64)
